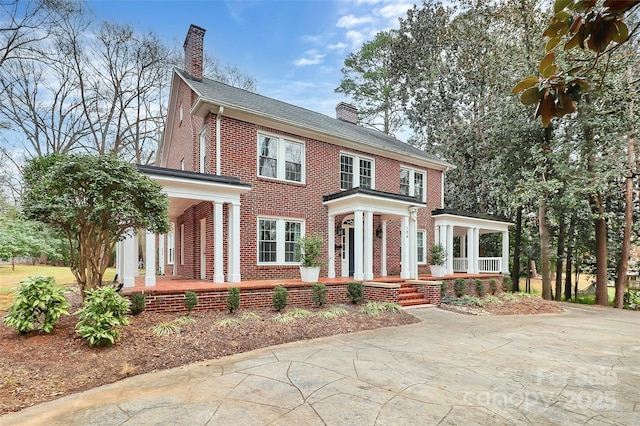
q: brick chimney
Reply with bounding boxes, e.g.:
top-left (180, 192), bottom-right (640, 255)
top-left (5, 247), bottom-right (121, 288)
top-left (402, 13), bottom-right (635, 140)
top-left (184, 24), bottom-right (206, 80)
top-left (336, 102), bottom-right (358, 124)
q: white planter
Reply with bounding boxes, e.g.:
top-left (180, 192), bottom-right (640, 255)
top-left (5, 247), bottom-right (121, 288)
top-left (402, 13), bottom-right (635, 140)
top-left (430, 265), bottom-right (446, 278)
top-left (300, 266), bottom-right (321, 283)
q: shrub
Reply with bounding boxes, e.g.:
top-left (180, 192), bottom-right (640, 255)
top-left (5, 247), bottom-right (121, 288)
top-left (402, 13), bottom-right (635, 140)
top-left (484, 295), bottom-right (503, 305)
top-left (227, 287), bottom-right (240, 313)
top-left (461, 295), bottom-right (484, 307)
top-left (454, 279), bottom-right (466, 297)
top-left (241, 311), bottom-right (261, 321)
top-left (346, 281), bottom-right (363, 304)
top-left (475, 279), bottom-right (485, 297)
top-left (502, 276), bottom-right (513, 292)
top-left (359, 301), bottom-right (385, 316)
top-left (489, 279), bottom-right (498, 295)
top-left (429, 243), bottom-right (447, 265)
top-left (285, 308), bottom-right (313, 318)
top-left (215, 318), bottom-right (240, 328)
top-left (441, 281), bottom-right (447, 297)
top-left (312, 283), bottom-right (327, 307)
top-left (76, 286), bottom-right (130, 346)
top-left (272, 286), bottom-right (288, 312)
top-left (3, 276), bottom-right (70, 334)
top-left (152, 321), bottom-right (180, 336)
top-left (184, 291), bottom-right (198, 314)
top-left (130, 293), bottom-right (146, 316)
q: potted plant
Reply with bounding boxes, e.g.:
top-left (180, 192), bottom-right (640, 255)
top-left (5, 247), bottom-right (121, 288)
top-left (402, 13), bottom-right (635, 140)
top-left (296, 234), bottom-right (324, 283)
top-left (429, 243), bottom-right (447, 278)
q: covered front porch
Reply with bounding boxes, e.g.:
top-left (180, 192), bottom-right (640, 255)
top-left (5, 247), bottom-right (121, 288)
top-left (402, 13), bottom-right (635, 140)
top-left (432, 209), bottom-right (512, 275)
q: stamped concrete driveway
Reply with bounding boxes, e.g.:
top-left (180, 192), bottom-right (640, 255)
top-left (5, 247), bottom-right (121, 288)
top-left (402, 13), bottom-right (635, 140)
top-left (2, 304), bottom-right (639, 425)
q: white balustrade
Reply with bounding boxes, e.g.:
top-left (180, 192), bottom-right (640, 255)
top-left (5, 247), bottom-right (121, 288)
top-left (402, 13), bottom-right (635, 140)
top-left (478, 257), bottom-right (501, 273)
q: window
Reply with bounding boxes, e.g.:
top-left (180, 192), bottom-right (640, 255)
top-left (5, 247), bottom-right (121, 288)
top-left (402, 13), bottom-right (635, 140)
top-left (167, 224), bottom-right (175, 265)
top-left (417, 230), bottom-right (426, 264)
top-left (258, 133), bottom-right (304, 183)
top-left (400, 167), bottom-right (426, 201)
top-left (199, 128), bottom-right (207, 173)
top-left (258, 217), bottom-right (303, 264)
top-left (340, 153), bottom-right (374, 190)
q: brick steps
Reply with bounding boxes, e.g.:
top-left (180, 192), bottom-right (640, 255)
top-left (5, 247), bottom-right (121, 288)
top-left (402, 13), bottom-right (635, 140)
top-left (397, 284), bottom-right (430, 307)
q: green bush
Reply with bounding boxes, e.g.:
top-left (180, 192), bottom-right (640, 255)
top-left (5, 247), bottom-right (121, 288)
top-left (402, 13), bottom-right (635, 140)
top-left (75, 286), bottom-right (130, 346)
top-left (454, 279), bottom-right (466, 297)
top-left (312, 283), bottom-right (327, 307)
top-left (475, 279), bottom-right (485, 297)
top-left (227, 287), bottom-right (240, 313)
top-left (502, 276), bottom-right (513, 292)
top-left (489, 279), bottom-right (498, 295)
top-left (441, 281), bottom-right (447, 297)
top-left (184, 291), bottom-right (198, 314)
top-left (346, 281), bottom-right (363, 304)
top-left (130, 293), bottom-right (146, 316)
top-left (3, 276), bottom-right (70, 334)
top-left (272, 286), bottom-right (288, 312)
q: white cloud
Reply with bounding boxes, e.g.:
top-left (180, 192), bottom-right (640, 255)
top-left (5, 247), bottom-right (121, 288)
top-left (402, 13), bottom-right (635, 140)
top-left (328, 42), bottom-right (348, 50)
top-left (301, 34), bottom-right (325, 44)
top-left (336, 14), bottom-right (374, 28)
top-left (345, 30), bottom-right (365, 48)
top-left (375, 2), bottom-right (413, 19)
top-left (293, 50), bottom-right (325, 67)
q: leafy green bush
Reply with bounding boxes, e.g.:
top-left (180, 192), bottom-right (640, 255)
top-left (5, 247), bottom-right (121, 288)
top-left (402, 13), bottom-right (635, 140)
top-left (484, 295), bottom-right (503, 305)
top-left (441, 281), bottom-right (447, 297)
top-left (454, 279), bottom-right (466, 297)
top-left (501, 292), bottom-right (518, 302)
top-left (312, 283), bottom-right (327, 307)
top-left (227, 287), bottom-right (240, 313)
top-left (152, 321), bottom-right (180, 336)
top-left (75, 286), bottom-right (130, 346)
top-left (502, 276), bottom-right (513, 292)
top-left (272, 286), bottom-right (288, 312)
top-left (489, 279), bottom-right (498, 295)
top-left (475, 279), bottom-right (485, 297)
top-left (3, 276), bottom-right (70, 334)
top-left (130, 293), bottom-right (146, 316)
top-left (461, 295), bottom-right (484, 307)
top-left (346, 281), bottom-right (363, 304)
top-left (359, 301), bottom-right (385, 316)
top-left (184, 291), bottom-right (198, 314)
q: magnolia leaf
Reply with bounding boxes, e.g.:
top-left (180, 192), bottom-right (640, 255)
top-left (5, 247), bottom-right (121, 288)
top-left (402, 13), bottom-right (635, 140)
top-left (573, 78), bottom-right (590, 90)
top-left (565, 33), bottom-right (581, 50)
top-left (539, 52), bottom-right (556, 74)
top-left (542, 64), bottom-right (558, 79)
top-left (554, 11), bottom-right (571, 21)
top-left (539, 93), bottom-right (556, 127)
top-left (521, 87), bottom-right (542, 105)
top-left (569, 16), bottom-right (583, 33)
top-left (512, 76), bottom-right (539, 94)
top-left (554, 0), bottom-right (573, 13)
top-left (566, 66), bottom-right (582, 76)
top-left (546, 36), bottom-right (562, 52)
top-left (612, 21), bottom-right (629, 43)
top-left (603, 0), bottom-right (639, 13)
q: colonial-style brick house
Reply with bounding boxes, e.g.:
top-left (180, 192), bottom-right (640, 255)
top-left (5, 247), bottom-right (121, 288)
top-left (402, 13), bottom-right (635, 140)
top-left (117, 25), bottom-right (511, 291)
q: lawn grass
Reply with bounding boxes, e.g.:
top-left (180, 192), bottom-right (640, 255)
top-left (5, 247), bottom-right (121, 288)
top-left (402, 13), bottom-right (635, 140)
top-left (0, 264), bottom-right (117, 289)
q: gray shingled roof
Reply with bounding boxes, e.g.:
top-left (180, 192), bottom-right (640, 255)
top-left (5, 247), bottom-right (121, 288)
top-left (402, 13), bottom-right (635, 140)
top-left (177, 69), bottom-right (453, 167)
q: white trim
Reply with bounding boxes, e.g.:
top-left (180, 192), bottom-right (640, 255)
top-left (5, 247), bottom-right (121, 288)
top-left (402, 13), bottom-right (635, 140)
top-left (199, 126), bottom-right (207, 173)
top-left (180, 223), bottom-right (185, 266)
top-left (400, 165), bottom-right (426, 202)
top-left (257, 131), bottom-right (306, 184)
top-left (417, 229), bottom-right (427, 264)
top-left (167, 223), bottom-right (175, 265)
top-left (256, 216), bottom-right (306, 266)
top-left (340, 151), bottom-right (375, 190)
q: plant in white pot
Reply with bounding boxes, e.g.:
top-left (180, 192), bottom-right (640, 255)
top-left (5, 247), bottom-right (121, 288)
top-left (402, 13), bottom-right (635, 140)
top-left (296, 234), bottom-right (325, 283)
top-left (429, 243), bottom-right (447, 278)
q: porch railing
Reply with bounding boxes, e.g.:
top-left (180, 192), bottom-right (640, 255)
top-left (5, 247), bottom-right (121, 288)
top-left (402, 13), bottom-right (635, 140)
top-left (453, 257), bottom-right (502, 273)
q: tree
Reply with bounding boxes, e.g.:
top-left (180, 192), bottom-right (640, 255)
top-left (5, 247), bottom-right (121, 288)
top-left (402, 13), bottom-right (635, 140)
top-left (21, 154), bottom-right (169, 296)
top-left (335, 31), bottom-right (404, 135)
top-left (0, 216), bottom-right (61, 269)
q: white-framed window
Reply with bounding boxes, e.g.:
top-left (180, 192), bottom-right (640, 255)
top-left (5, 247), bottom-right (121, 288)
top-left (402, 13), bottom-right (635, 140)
top-left (167, 223), bottom-right (175, 265)
top-left (400, 166), bottom-right (426, 202)
top-left (257, 132), bottom-right (305, 183)
top-left (340, 152), bottom-right (374, 190)
top-left (180, 223), bottom-right (185, 266)
top-left (417, 229), bottom-right (426, 264)
top-left (199, 127), bottom-right (207, 173)
top-left (257, 217), bottom-right (304, 265)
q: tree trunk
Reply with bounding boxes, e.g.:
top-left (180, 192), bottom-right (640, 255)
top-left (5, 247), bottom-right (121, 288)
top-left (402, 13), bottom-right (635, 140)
top-left (511, 206), bottom-right (522, 292)
top-left (555, 212), bottom-right (565, 301)
top-left (565, 212), bottom-right (576, 301)
top-left (614, 137), bottom-right (635, 308)
top-left (539, 198), bottom-right (553, 300)
top-left (11, 256), bottom-right (15, 271)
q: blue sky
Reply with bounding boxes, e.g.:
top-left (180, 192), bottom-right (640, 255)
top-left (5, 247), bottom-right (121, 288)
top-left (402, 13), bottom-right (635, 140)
top-left (87, 0), bottom-right (415, 118)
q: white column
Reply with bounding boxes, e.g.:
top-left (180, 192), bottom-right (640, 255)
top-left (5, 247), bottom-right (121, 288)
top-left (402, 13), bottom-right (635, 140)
top-left (214, 202), bottom-right (224, 283)
top-left (439, 225), bottom-right (447, 249)
top-left (473, 227), bottom-right (480, 273)
top-left (501, 231), bottom-right (510, 273)
top-left (409, 208), bottom-right (418, 279)
top-left (434, 224), bottom-right (440, 245)
top-left (145, 230), bottom-right (156, 286)
top-left (460, 234), bottom-right (466, 258)
top-left (134, 233), bottom-right (139, 277)
top-left (354, 210), bottom-right (364, 280)
top-left (466, 227), bottom-right (475, 274)
top-left (228, 203), bottom-right (241, 282)
top-left (123, 233), bottom-right (136, 288)
top-left (363, 210), bottom-right (373, 280)
top-left (158, 234), bottom-right (165, 276)
top-left (400, 215), bottom-right (410, 279)
top-left (446, 225), bottom-right (454, 275)
top-left (328, 215), bottom-right (336, 279)
top-left (380, 220), bottom-right (388, 277)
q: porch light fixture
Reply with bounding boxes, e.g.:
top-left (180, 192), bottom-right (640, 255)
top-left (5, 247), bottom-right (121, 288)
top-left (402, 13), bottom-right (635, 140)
top-left (375, 224), bottom-right (383, 239)
top-left (335, 222), bottom-right (343, 235)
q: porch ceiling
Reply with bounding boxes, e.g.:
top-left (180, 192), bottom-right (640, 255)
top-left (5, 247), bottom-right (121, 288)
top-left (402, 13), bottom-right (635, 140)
top-left (322, 187), bottom-right (424, 217)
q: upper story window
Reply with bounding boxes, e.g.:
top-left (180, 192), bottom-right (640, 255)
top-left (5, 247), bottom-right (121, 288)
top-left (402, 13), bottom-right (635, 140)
top-left (257, 217), bottom-right (304, 265)
top-left (340, 153), bottom-right (374, 190)
top-left (258, 133), bottom-right (305, 183)
top-left (400, 166), bottom-right (426, 202)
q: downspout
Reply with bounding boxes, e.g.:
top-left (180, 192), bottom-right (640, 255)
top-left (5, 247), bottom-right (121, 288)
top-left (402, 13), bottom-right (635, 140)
top-left (216, 106), bottom-right (224, 175)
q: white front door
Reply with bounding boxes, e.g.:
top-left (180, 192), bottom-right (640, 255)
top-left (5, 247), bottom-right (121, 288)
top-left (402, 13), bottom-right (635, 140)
top-left (200, 218), bottom-right (206, 280)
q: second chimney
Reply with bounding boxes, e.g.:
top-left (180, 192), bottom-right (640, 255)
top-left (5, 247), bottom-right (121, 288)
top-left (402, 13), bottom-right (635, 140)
top-left (336, 102), bottom-right (358, 124)
top-left (184, 24), bottom-right (206, 80)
